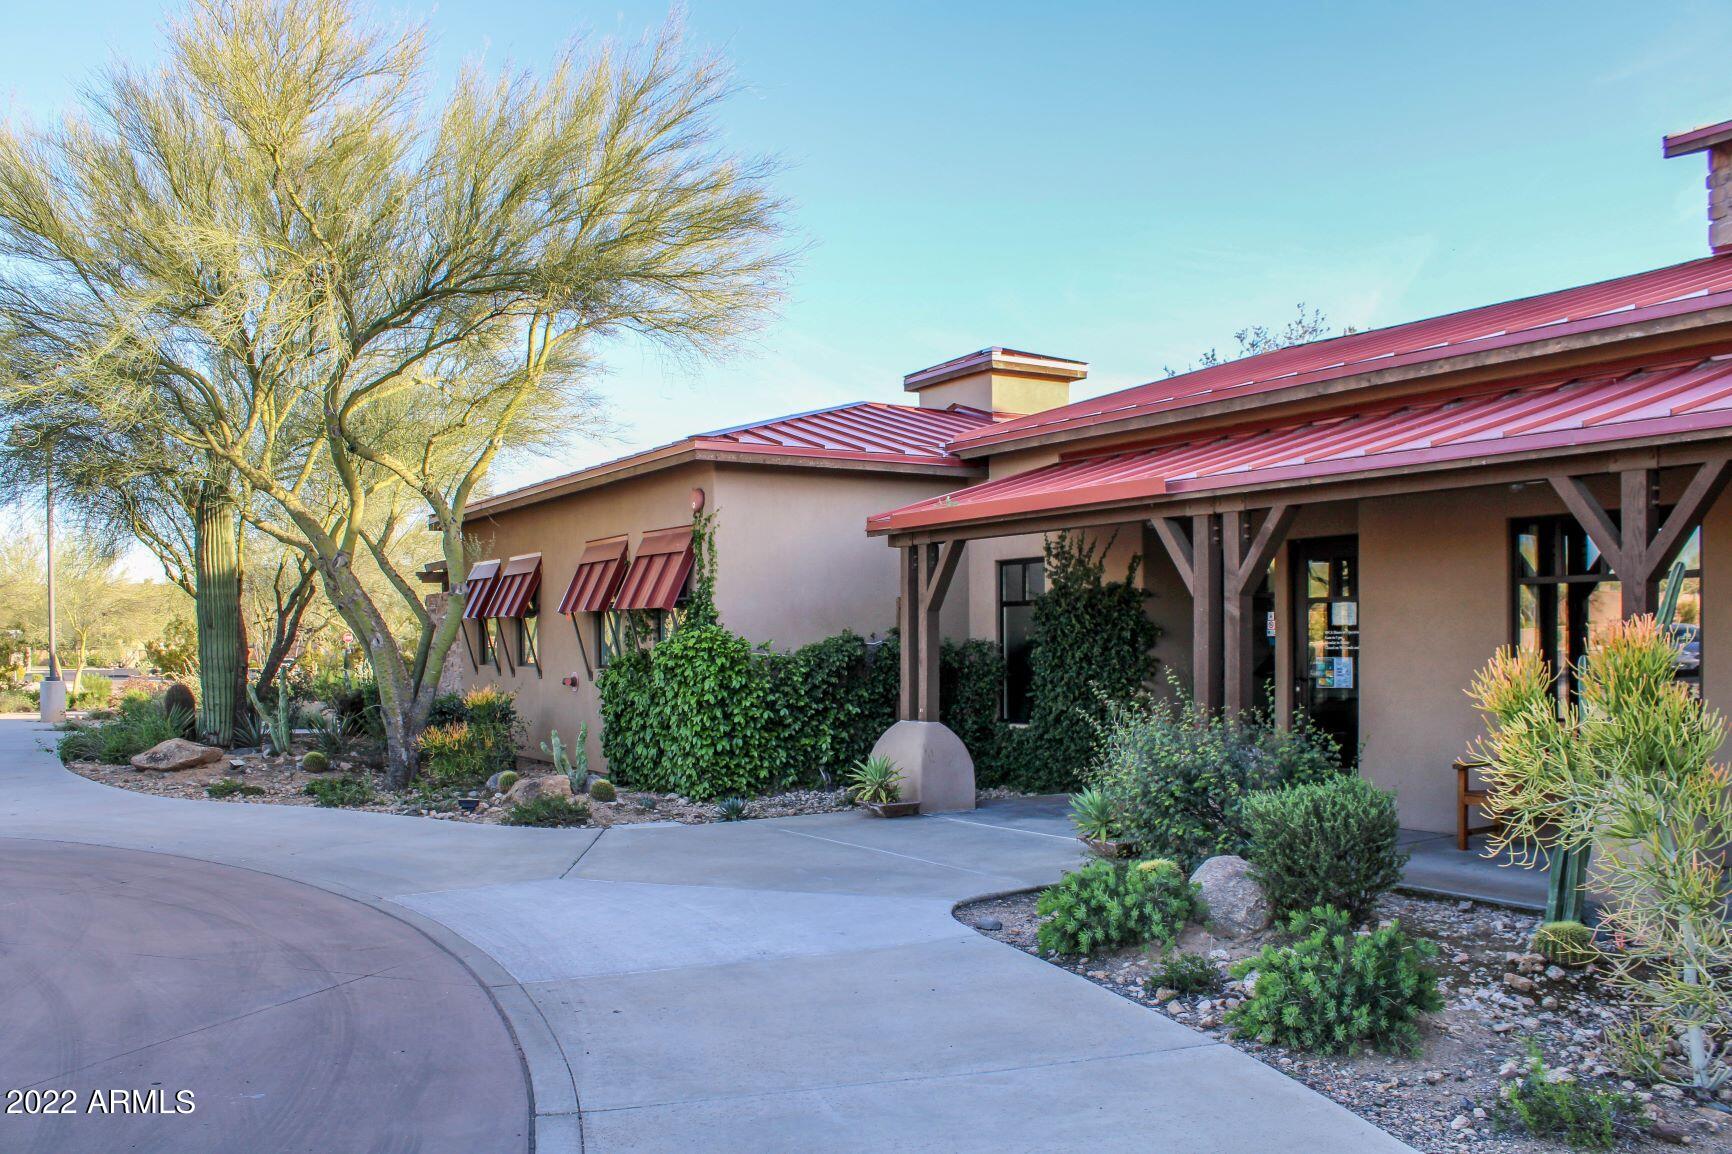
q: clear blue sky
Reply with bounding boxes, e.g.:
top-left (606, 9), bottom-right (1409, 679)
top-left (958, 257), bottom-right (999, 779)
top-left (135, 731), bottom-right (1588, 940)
top-left (6, 1), bottom-right (1732, 493)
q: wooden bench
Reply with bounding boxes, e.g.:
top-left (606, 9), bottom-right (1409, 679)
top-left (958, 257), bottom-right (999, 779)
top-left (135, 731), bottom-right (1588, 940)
top-left (1454, 758), bottom-right (1499, 851)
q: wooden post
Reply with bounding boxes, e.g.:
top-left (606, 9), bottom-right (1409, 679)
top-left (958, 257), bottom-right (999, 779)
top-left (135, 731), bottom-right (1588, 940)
top-left (918, 540), bottom-right (965, 721)
top-left (898, 544), bottom-right (919, 721)
top-left (1151, 513), bottom-right (1224, 710)
top-left (1194, 514), bottom-right (1223, 711)
top-left (1222, 504), bottom-right (1296, 715)
top-left (1549, 457), bottom-right (1729, 619)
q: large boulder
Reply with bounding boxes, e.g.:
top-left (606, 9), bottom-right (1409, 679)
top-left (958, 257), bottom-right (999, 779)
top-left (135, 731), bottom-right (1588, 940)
top-left (506, 774), bottom-right (574, 806)
top-left (1190, 855), bottom-right (1271, 938)
top-left (130, 738), bottom-right (227, 773)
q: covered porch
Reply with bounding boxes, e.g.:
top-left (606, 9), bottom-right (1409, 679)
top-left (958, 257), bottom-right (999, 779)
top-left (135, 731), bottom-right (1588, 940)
top-left (872, 361), bottom-right (1732, 897)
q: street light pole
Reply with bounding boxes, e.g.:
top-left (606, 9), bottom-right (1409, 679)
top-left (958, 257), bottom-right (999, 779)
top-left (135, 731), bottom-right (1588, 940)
top-left (39, 456), bottom-right (65, 722)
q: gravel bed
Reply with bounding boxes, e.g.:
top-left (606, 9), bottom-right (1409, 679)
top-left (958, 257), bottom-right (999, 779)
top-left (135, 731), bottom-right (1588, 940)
top-left (957, 888), bottom-right (1728, 1152)
top-left (64, 750), bottom-right (854, 826)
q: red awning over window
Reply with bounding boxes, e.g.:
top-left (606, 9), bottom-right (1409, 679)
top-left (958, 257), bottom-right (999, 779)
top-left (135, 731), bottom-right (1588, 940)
top-left (484, 553), bottom-right (542, 618)
top-left (461, 559), bottom-right (501, 621)
top-left (614, 525), bottom-right (694, 611)
top-left (557, 536), bottom-right (630, 615)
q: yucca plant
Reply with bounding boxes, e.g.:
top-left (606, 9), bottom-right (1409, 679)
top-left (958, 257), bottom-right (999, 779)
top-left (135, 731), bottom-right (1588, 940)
top-left (1069, 787), bottom-right (1120, 842)
top-left (845, 755), bottom-right (903, 805)
top-left (1469, 616), bottom-right (1732, 1093)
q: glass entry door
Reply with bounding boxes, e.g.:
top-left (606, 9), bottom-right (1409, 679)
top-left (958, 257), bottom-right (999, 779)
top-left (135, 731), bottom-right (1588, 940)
top-left (1293, 536), bottom-right (1359, 760)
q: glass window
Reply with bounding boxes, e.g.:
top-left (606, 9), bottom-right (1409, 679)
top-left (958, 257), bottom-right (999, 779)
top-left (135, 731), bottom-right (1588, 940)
top-left (474, 618), bottom-right (493, 667)
top-left (596, 610), bottom-right (630, 668)
top-left (517, 610), bottom-right (540, 670)
top-left (999, 558), bottom-right (1044, 723)
top-left (1512, 515), bottom-right (1701, 702)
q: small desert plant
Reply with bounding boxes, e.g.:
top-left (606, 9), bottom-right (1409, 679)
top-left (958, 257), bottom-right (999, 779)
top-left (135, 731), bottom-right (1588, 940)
top-left (1147, 950), bottom-right (1221, 996)
top-left (1070, 787), bottom-right (1121, 843)
top-left (541, 725), bottom-right (590, 792)
top-left (205, 778), bottom-right (265, 799)
top-left (588, 778), bottom-right (617, 803)
top-left (1603, 1020), bottom-right (1669, 1084)
top-left (714, 796), bottom-right (749, 821)
top-left (1035, 858), bottom-right (1197, 956)
top-left (845, 755), bottom-right (902, 804)
top-left (56, 692), bottom-right (189, 765)
top-left (417, 721), bottom-right (492, 789)
top-left (504, 795), bottom-right (591, 827)
top-left (1243, 775), bottom-right (1407, 923)
top-left (496, 769), bottom-right (520, 794)
top-left (1227, 905), bottom-right (1442, 1056)
top-left (308, 710), bottom-right (356, 757)
top-left (302, 776), bottom-right (373, 807)
top-left (1494, 1042), bottom-right (1636, 1149)
top-left (246, 679), bottom-right (293, 756)
top-left (1532, 921), bottom-right (1597, 969)
top-left (300, 750), bottom-right (330, 773)
top-left (1470, 618), bottom-right (1732, 1091)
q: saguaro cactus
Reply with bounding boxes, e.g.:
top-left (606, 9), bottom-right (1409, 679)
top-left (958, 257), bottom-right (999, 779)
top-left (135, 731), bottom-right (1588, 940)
top-left (194, 479), bottom-right (247, 745)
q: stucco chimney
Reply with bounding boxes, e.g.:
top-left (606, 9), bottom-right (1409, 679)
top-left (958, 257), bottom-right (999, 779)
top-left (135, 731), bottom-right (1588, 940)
top-left (902, 347), bottom-right (1087, 414)
top-left (1663, 118), bottom-right (1732, 254)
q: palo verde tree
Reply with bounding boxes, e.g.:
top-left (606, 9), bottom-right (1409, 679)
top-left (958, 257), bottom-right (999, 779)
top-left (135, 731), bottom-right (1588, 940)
top-left (0, 0), bottom-right (788, 785)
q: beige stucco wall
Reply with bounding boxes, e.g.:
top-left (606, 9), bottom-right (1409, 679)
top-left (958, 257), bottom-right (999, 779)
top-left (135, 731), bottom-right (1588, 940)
top-left (710, 464), bottom-right (975, 647)
top-left (455, 460), bottom-right (981, 773)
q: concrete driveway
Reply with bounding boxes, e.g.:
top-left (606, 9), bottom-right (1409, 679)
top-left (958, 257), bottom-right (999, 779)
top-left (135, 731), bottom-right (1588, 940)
top-left (0, 720), bottom-right (1411, 1153)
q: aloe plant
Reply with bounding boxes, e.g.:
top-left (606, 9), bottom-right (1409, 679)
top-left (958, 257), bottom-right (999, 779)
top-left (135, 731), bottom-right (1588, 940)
top-left (1069, 787), bottom-right (1121, 842)
top-left (845, 755), bottom-right (903, 805)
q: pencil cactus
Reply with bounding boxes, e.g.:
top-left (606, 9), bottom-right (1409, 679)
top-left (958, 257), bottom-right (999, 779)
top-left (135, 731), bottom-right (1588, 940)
top-left (1469, 617), bottom-right (1732, 1093)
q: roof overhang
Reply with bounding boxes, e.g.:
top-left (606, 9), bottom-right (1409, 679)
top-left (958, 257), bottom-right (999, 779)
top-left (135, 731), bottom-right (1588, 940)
top-left (948, 297), bottom-right (1732, 459)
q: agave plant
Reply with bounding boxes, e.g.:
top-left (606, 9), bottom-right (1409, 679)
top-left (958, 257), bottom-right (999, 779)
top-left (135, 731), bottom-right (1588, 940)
top-left (1069, 787), bottom-right (1121, 843)
top-left (845, 755), bottom-right (903, 805)
top-left (714, 796), bottom-right (749, 822)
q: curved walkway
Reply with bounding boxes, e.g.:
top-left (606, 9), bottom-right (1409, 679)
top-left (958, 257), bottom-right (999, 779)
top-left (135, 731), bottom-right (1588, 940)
top-left (0, 721), bottom-right (1411, 1153)
top-left (0, 838), bottom-right (528, 1154)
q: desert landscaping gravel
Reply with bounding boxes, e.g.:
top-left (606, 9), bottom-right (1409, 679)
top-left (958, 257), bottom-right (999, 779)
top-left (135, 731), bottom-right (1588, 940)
top-left (956, 888), bottom-right (1729, 1153)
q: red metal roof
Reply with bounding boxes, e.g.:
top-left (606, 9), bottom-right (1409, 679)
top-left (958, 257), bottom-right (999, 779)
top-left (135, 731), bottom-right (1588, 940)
top-left (468, 402), bottom-right (1003, 518)
top-left (460, 559), bottom-right (501, 620)
top-left (484, 553), bottom-right (542, 618)
top-left (557, 537), bottom-right (630, 615)
top-left (871, 355), bottom-right (1732, 534)
top-left (949, 256), bottom-right (1732, 454)
top-left (614, 526), bottom-right (695, 612)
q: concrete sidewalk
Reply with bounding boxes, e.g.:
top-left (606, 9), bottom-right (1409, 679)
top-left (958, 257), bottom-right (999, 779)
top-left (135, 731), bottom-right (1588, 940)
top-left (0, 720), bottom-right (1412, 1153)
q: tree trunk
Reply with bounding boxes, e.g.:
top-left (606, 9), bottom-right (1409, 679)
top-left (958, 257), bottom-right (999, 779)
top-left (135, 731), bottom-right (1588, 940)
top-left (317, 551), bottom-right (421, 788)
top-left (194, 481), bottom-right (247, 746)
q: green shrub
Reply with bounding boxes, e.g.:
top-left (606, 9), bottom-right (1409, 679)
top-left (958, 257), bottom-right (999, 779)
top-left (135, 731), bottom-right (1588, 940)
top-left (588, 777), bottom-right (617, 803)
top-left (598, 644), bottom-right (659, 787)
top-left (1494, 1042), bottom-right (1635, 1149)
top-left (504, 795), bottom-right (590, 827)
top-left (302, 776), bottom-right (373, 807)
top-left (1148, 950), bottom-right (1222, 995)
top-left (1227, 906), bottom-right (1442, 1055)
top-left (1036, 859), bottom-right (1197, 955)
top-left (649, 623), bottom-right (783, 800)
top-left (417, 721), bottom-right (493, 789)
top-left (1531, 921), bottom-right (1597, 968)
top-left (0, 687), bottom-right (37, 713)
top-left (460, 686), bottom-right (522, 772)
top-left (1090, 689), bottom-right (1342, 869)
top-left (206, 778), bottom-right (265, 798)
top-left (300, 750), bottom-right (330, 773)
top-left (845, 755), bottom-right (902, 804)
top-left (56, 692), bottom-right (189, 765)
top-left (70, 672), bottom-right (113, 710)
top-left (994, 532), bottom-right (1158, 794)
top-left (1243, 775), bottom-right (1406, 923)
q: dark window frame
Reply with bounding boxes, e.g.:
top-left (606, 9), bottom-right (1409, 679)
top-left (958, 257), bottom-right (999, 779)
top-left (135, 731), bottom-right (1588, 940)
top-left (998, 557), bottom-right (1045, 723)
top-left (1509, 513), bottom-right (1702, 702)
top-left (515, 593), bottom-right (541, 675)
